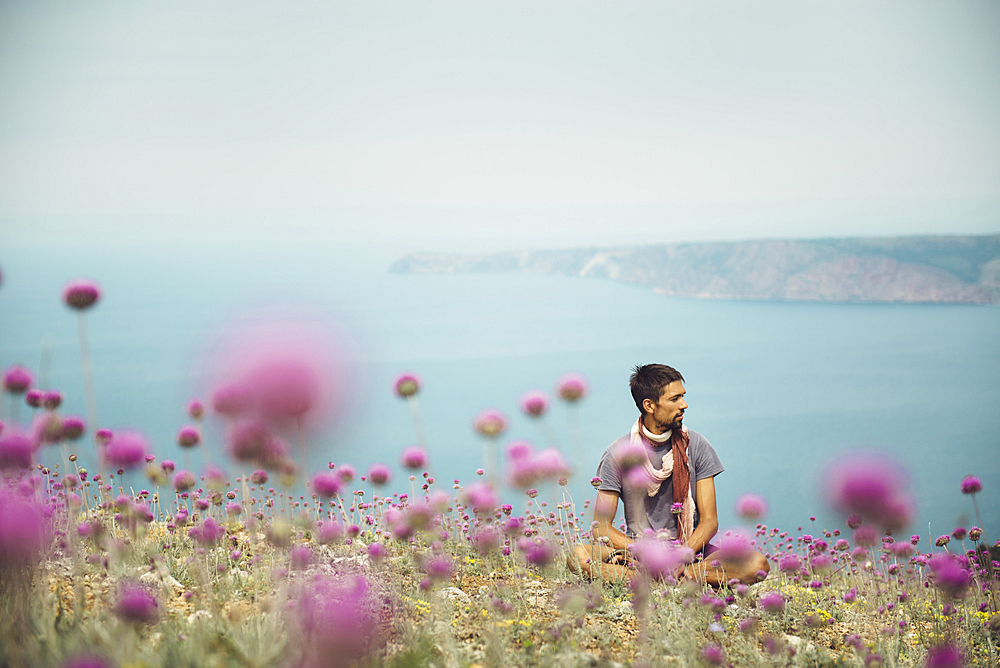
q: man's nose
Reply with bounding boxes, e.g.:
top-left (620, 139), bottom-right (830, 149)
top-left (679, 400), bottom-right (688, 410)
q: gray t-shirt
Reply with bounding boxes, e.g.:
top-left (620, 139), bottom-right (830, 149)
top-left (596, 427), bottom-right (724, 538)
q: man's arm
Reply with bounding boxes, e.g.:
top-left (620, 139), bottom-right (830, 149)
top-left (686, 477), bottom-right (720, 554)
top-left (591, 490), bottom-right (633, 550)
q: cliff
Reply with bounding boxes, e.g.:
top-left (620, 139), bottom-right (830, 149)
top-left (390, 235), bottom-right (1000, 304)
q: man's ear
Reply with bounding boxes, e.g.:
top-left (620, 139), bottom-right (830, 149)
top-left (641, 397), bottom-right (654, 415)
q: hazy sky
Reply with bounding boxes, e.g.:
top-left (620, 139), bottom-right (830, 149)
top-left (1, 1), bottom-right (998, 250)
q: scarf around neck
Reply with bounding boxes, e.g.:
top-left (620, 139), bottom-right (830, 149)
top-left (624, 417), bottom-right (694, 542)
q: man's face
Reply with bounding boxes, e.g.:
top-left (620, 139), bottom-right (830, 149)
top-left (643, 380), bottom-right (687, 434)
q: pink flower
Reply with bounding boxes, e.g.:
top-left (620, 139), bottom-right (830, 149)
top-left (0, 429), bottom-right (34, 470)
top-left (173, 470), bottom-right (196, 492)
top-left (25, 389), bottom-right (43, 408)
top-left (960, 475), bottom-right (982, 495)
top-left (188, 517), bottom-right (226, 546)
top-left (336, 464), bottom-right (355, 484)
top-left (113, 581), bottom-right (159, 624)
top-left (735, 493), bottom-right (767, 521)
top-left (715, 532), bottom-right (755, 565)
top-left (176, 425), bottom-right (201, 448)
top-left (517, 537), bottom-right (555, 567)
top-left (701, 645), bottom-right (726, 666)
top-left (204, 314), bottom-right (353, 435)
top-left (187, 399), bottom-right (205, 419)
top-left (505, 440), bottom-right (532, 461)
top-left (225, 419), bottom-right (271, 463)
top-left (368, 463), bottom-right (391, 486)
top-left (925, 643), bottom-right (964, 668)
top-left (928, 554), bottom-right (970, 599)
top-left (825, 452), bottom-right (914, 532)
top-left (250, 469), bottom-right (269, 485)
top-left (61, 415), bottom-right (86, 441)
top-left (759, 592), bottom-right (786, 613)
top-left (518, 390), bottom-right (550, 417)
top-left (42, 390), bottom-right (62, 410)
top-left (311, 472), bottom-right (341, 498)
top-left (0, 488), bottom-right (49, 570)
top-left (103, 431), bottom-right (149, 471)
top-left (630, 538), bottom-right (693, 580)
top-left (472, 409), bottom-right (508, 438)
top-left (507, 446), bottom-right (571, 488)
top-left (460, 482), bottom-right (497, 513)
top-left (778, 555), bottom-right (801, 573)
top-left (2, 365), bottom-right (33, 395)
top-left (556, 373), bottom-right (588, 402)
top-left (393, 373), bottom-right (421, 398)
top-left (94, 428), bottom-right (113, 446)
top-left (160, 460), bottom-right (175, 473)
top-left (400, 446), bottom-right (428, 471)
top-left (62, 279), bottom-right (101, 311)
top-left (289, 574), bottom-right (379, 666)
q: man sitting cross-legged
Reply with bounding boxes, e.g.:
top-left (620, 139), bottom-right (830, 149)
top-left (572, 364), bottom-right (769, 586)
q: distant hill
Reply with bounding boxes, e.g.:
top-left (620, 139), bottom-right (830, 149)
top-left (390, 235), bottom-right (1000, 304)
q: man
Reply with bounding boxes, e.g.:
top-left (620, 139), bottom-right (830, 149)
top-left (573, 364), bottom-right (769, 585)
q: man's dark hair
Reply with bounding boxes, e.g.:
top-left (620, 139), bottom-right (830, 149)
top-left (630, 364), bottom-right (684, 413)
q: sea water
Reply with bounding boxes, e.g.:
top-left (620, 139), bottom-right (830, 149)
top-left (1, 237), bottom-right (997, 540)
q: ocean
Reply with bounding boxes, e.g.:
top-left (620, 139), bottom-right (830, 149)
top-left (1, 237), bottom-right (998, 541)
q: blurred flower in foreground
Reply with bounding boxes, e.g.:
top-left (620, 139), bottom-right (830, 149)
top-left (113, 581), bottom-right (159, 625)
top-left (924, 643), bottom-right (964, 668)
top-left (0, 486), bottom-right (50, 572)
top-left (472, 409), bottom-right (507, 438)
top-left (62, 279), bottom-right (101, 310)
top-left (400, 446), bottom-right (428, 471)
top-left (204, 312), bottom-right (356, 438)
top-left (0, 429), bottom-right (34, 470)
top-left (824, 452), bottom-right (914, 532)
top-left (629, 538), bottom-right (693, 581)
top-left (103, 431), bottom-right (149, 471)
top-left (289, 574), bottom-right (381, 668)
top-left (506, 443), bottom-right (571, 489)
top-left (2, 365), bottom-right (33, 395)
top-left (556, 373), bottom-right (588, 402)
top-left (735, 493), bottom-right (768, 521)
top-left (518, 390), bottom-right (550, 417)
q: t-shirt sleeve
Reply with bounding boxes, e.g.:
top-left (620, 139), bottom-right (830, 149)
top-left (690, 431), bottom-right (724, 481)
top-left (596, 440), bottom-right (625, 494)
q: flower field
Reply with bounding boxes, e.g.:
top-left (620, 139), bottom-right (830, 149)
top-left (1, 276), bottom-right (997, 668)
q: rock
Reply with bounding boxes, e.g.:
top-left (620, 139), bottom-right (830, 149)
top-left (440, 586), bottom-right (471, 604)
top-left (187, 610), bottom-right (213, 624)
top-left (139, 571), bottom-right (183, 591)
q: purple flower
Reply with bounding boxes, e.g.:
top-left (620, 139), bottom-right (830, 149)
top-left (63, 279), bottom-right (101, 310)
top-left (25, 389), bottom-right (43, 408)
top-left (778, 555), bottom-right (801, 573)
top-left (518, 390), bottom-right (550, 417)
top-left (290, 545), bottom-right (313, 570)
top-left (42, 390), bottom-right (62, 410)
top-left (188, 517), bottom-right (226, 546)
top-left (968, 526), bottom-right (982, 541)
top-left (517, 537), bottom-right (555, 567)
top-left (590, 476), bottom-right (602, 488)
top-left (176, 425), bottom-right (201, 449)
top-left (951, 527), bottom-right (966, 541)
top-left (187, 398), bottom-right (205, 419)
top-left (94, 428), bottom-right (113, 445)
top-left (759, 592), bottom-right (786, 613)
top-left (113, 581), bottom-right (159, 624)
top-left (935, 534), bottom-right (951, 547)
top-left (289, 574), bottom-right (379, 666)
top-left (103, 431), bottom-right (149, 471)
top-left (960, 475), bottom-right (982, 495)
top-left (461, 482), bottom-right (498, 514)
top-left (630, 538), bottom-right (693, 580)
top-left (311, 472), bottom-right (341, 498)
top-left (2, 365), bottom-right (33, 395)
top-left (0, 429), bottom-right (34, 470)
top-left (225, 502), bottom-right (242, 517)
top-left (507, 446), bottom-right (571, 488)
top-left (736, 493), bottom-right (768, 521)
top-left (670, 502), bottom-right (684, 515)
top-left (422, 555), bottom-right (453, 582)
top-left (701, 645), bottom-right (726, 666)
top-left (173, 469), bottom-right (196, 492)
top-left (393, 373), bottom-right (420, 398)
top-left (316, 521), bottom-right (343, 545)
top-left (368, 463), bottom-right (391, 486)
top-left (61, 415), bottom-right (86, 441)
top-left (337, 464), bottom-right (355, 483)
top-left (160, 459), bottom-right (175, 473)
top-left (250, 469), bottom-right (268, 485)
top-left (925, 643), bottom-right (964, 668)
top-left (400, 446), bottom-right (428, 471)
top-left (472, 408), bottom-right (508, 438)
top-left (826, 452), bottom-right (914, 532)
top-left (928, 554), bottom-right (970, 599)
top-left (556, 373), bottom-right (588, 402)
top-left (226, 419), bottom-right (270, 463)
top-left (0, 488), bottom-right (49, 570)
top-left (62, 655), bottom-right (114, 668)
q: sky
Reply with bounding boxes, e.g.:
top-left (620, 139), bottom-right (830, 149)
top-left (1, 1), bottom-right (999, 252)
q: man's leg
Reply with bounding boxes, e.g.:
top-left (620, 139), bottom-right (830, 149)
top-left (685, 549), bottom-right (770, 587)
